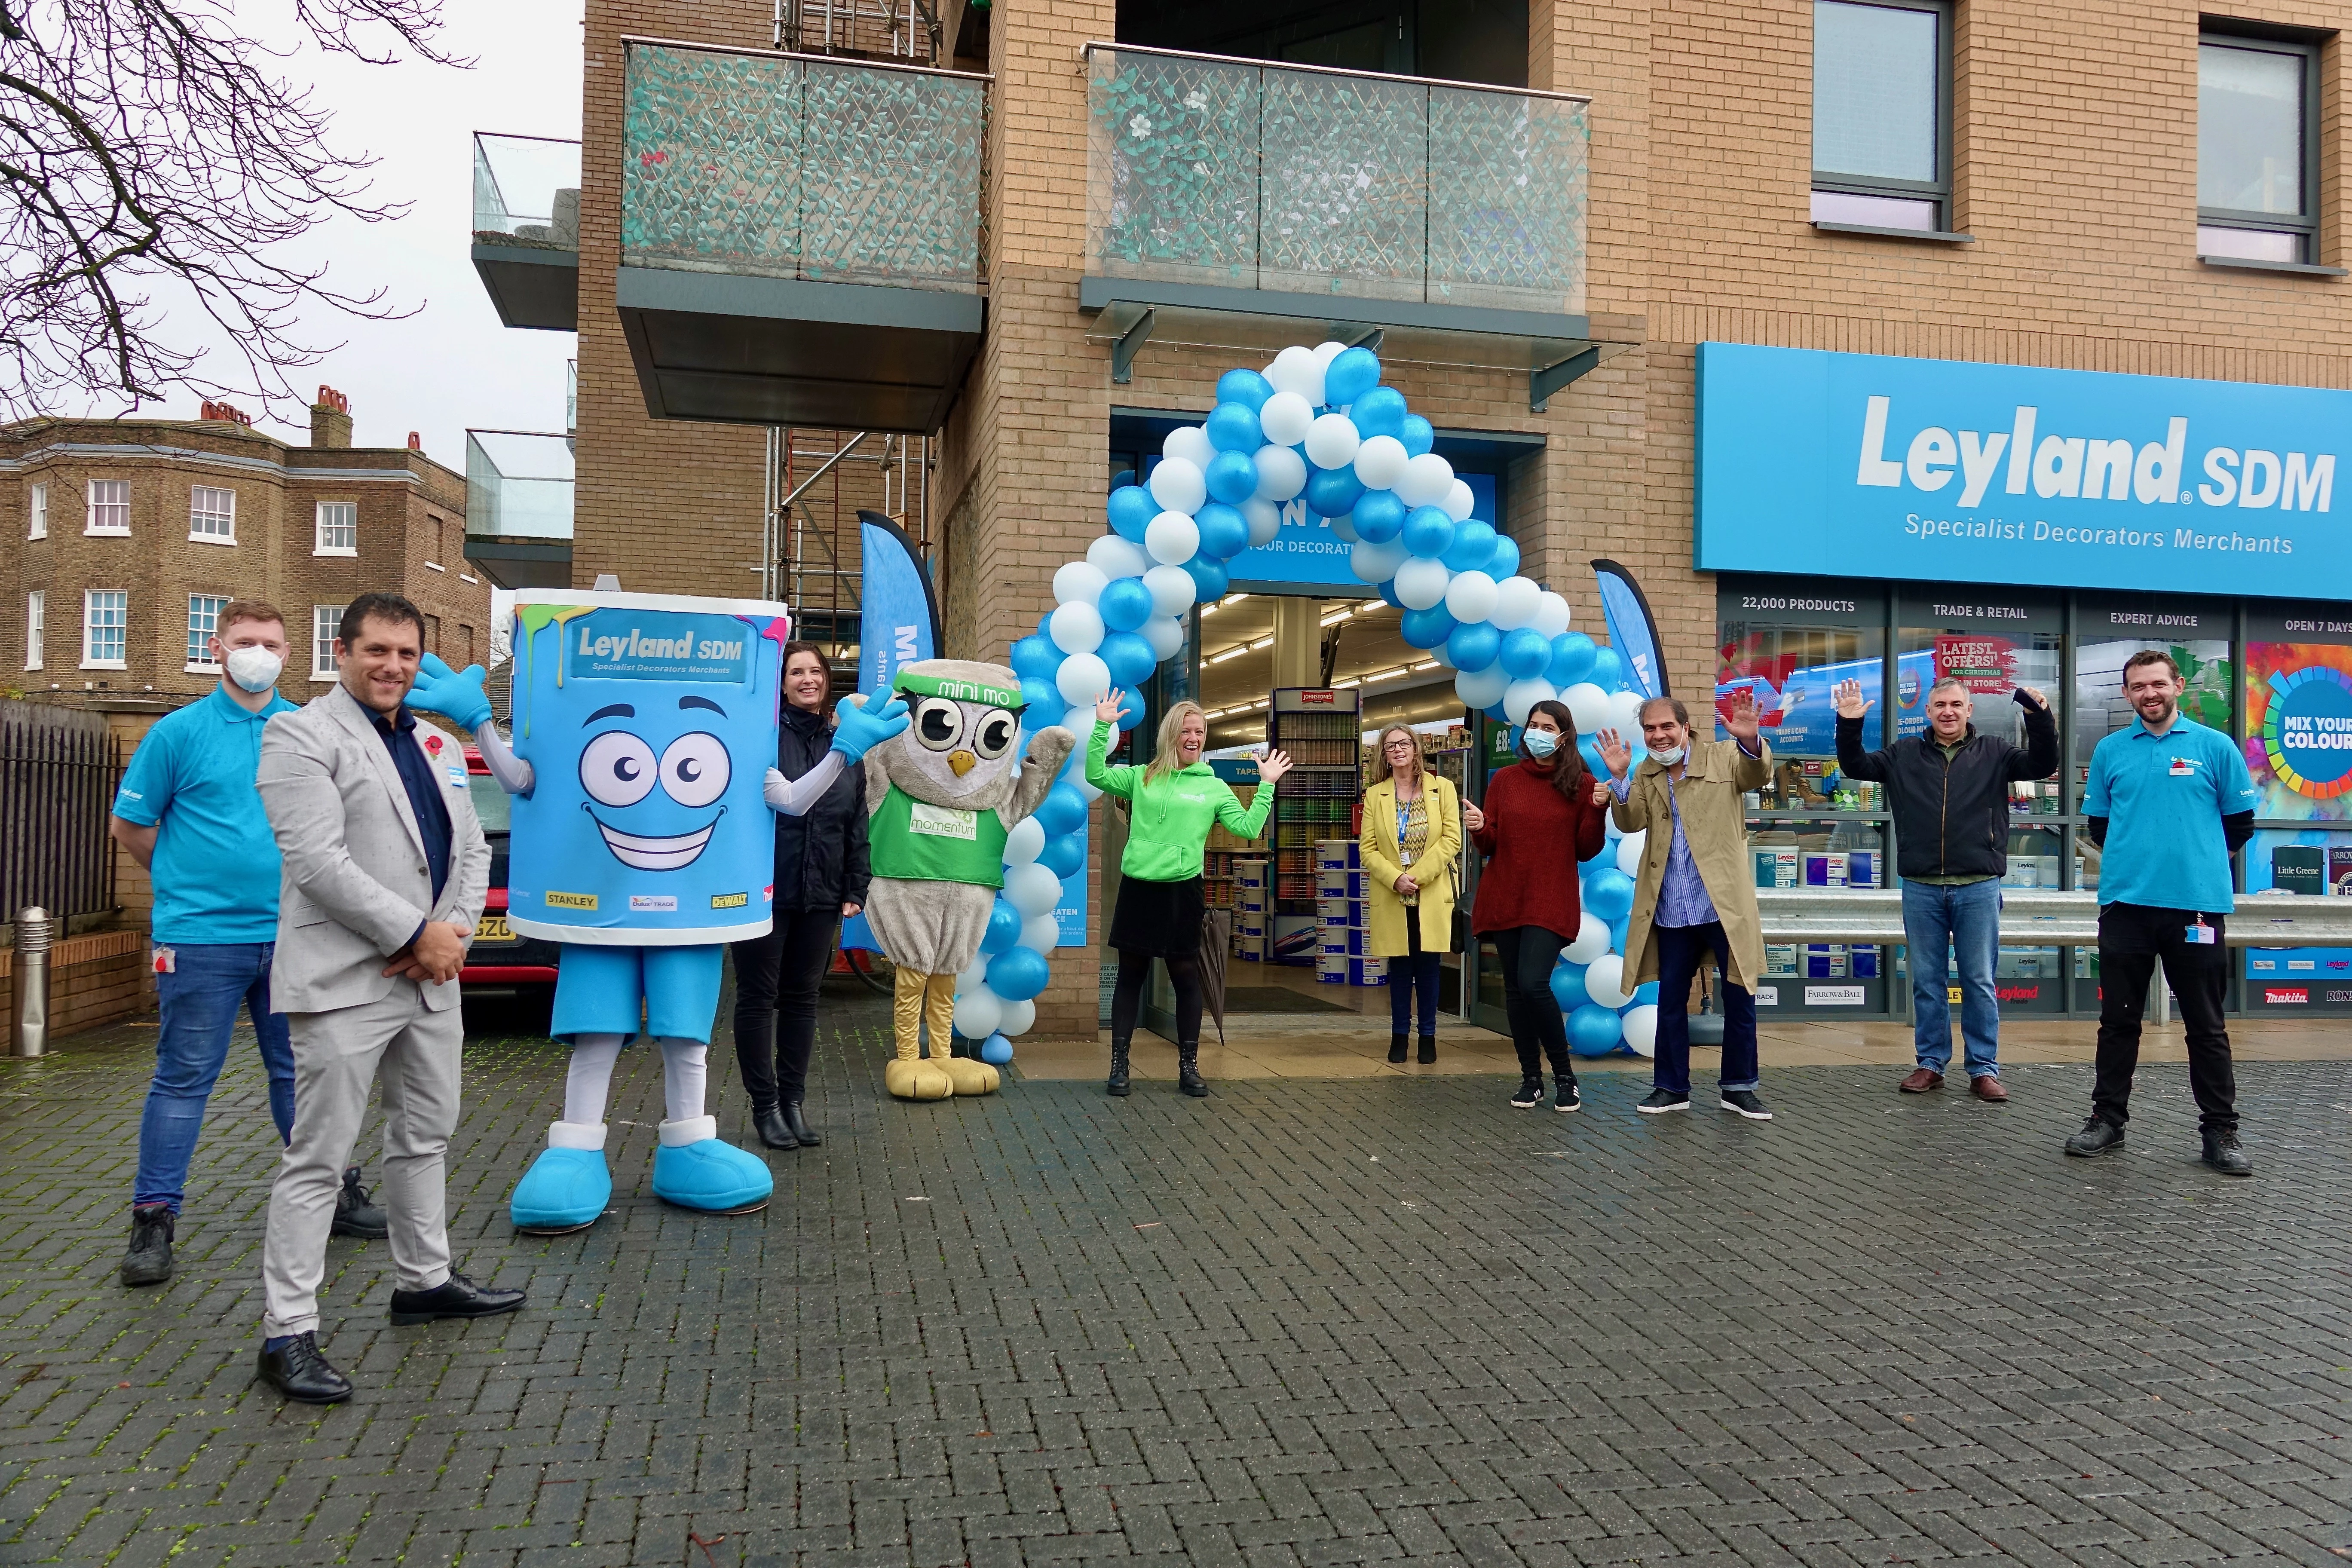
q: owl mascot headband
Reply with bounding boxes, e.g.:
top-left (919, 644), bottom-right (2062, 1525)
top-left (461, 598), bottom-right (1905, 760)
top-left (859, 659), bottom-right (1076, 1099)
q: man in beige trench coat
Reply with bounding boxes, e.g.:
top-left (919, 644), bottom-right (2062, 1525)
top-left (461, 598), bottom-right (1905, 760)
top-left (1597, 691), bottom-right (1773, 1119)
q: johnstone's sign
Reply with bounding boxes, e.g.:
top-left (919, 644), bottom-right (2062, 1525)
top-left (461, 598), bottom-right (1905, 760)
top-left (1695, 343), bottom-right (2350, 597)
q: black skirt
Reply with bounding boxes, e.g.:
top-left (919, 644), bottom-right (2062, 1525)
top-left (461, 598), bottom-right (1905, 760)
top-left (1108, 875), bottom-right (1205, 958)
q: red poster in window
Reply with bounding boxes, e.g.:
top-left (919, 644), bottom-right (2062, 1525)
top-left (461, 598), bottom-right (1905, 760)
top-left (1933, 635), bottom-right (2016, 695)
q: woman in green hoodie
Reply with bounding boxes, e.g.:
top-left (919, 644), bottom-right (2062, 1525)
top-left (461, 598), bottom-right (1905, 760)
top-left (1090, 693), bottom-right (1292, 1098)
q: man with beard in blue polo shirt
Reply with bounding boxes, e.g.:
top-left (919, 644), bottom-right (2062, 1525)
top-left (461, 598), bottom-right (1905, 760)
top-left (2065, 649), bottom-right (2258, 1176)
top-left (109, 601), bottom-right (387, 1286)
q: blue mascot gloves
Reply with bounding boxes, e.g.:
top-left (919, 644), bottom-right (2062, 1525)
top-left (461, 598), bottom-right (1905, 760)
top-left (508, 1145), bottom-right (612, 1235)
top-left (407, 652), bottom-right (493, 734)
top-left (829, 693), bottom-right (911, 763)
top-left (652, 1137), bottom-right (774, 1214)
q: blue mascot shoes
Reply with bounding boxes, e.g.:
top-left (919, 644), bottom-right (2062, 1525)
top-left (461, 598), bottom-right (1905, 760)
top-left (650, 1116), bottom-right (772, 1216)
top-left (510, 1124), bottom-right (613, 1235)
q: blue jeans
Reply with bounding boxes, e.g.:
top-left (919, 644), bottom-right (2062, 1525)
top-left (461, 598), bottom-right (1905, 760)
top-left (1652, 921), bottom-right (1758, 1096)
top-left (135, 942), bottom-right (296, 1213)
top-left (1901, 879), bottom-right (2002, 1078)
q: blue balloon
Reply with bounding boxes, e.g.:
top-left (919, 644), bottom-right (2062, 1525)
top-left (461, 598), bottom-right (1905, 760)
top-left (1182, 554), bottom-right (1229, 601)
top-left (1205, 448), bottom-right (1259, 505)
top-left (1577, 735), bottom-right (1606, 778)
top-left (1352, 386), bottom-right (1408, 438)
top-left (1352, 489), bottom-right (1406, 542)
top-left (1446, 621), bottom-right (1501, 673)
top-left (1019, 677), bottom-right (1066, 727)
top-left (1488, 534), bottom-right (1522, 579)
top-left (1324, 346), bottom-right (1381, 407)
top-left (1498, 627), bottom-right (1552, 681)
top-left (1099, 630), bottom-right (1155, 690)
top-left (1580, 840), bottom-right (1613, 873)
top-left (1439, 519), bottom-right (1497, 572)
top-left (1567, 1004), bottom-right (1623, 1057)
top-left (1304, 465), bottom-right (1365, 518)
top-left (1035, 783), bottom-right (1087, 838)
top-left (1010, 634), bottom-right (1061, 680)
top-left (1194, 501), bottom-right (1248, 561)
top-left (1378, 577), bottom-right (1405, 609)
top-left (1106, 484), bottom-right (1155, 542)
top-left (1111, 685), bottom-right (1144, 731)
top-left (1608, 915), bottom-right (1630, 951)
top-left (1547, 631), bottom-right (1596, 687)
top-left (1401, 505), bottom-right (1455, 559)
top-left (1583, 867), bottom-right (1636, 921)
top-left (1550, 962), bottom-right (1590, 1013)
top-left (1206, 401), bottom-right (1262, 453)
top-left (1039, 830), bottom-right (1085, 878)
top-left (986, 945), bottom-right (1051, 1002)
top-left (1216, 368), bottom-right (1273, 411)
top-left (1588, 646), bottom-right (1626, 692)
top-left (1628, 981), bottom-right (1660, 1009)
top-left (978, 1032), bottom-right (1014, 1066)
top-left (1400, 414), bottom-right (1434, 457)
top-left (980, 897), bottom-right (1022, 956)
top-left (1399, 604), bottom-right (1457, 649)
top-left (1097, 576), bottom-right (1153, 633)
top-left (1485, 701), bottom-right (1510, 722)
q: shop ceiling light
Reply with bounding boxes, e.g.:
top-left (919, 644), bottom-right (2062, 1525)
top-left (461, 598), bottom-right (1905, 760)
top-left (1412, 660), bottom-right (1440, 672)
top-left (1210, 646), bottom-right (1249, 663)
top-left (1250, 637), bottom-right (1274, 650)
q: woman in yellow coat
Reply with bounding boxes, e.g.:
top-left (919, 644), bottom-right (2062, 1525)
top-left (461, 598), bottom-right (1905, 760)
top-left (1360, 725), bottom-right (1463, 1064)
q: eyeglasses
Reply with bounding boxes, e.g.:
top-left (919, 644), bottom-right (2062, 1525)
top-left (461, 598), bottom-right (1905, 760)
top-left (1383, 741), bottom-right (1416, 752)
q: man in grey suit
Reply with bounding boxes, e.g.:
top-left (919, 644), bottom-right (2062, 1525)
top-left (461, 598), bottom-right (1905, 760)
top-left (254, 592), bottom-right (522, 1403)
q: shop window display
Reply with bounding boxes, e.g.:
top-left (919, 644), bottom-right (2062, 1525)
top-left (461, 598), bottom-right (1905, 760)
top-left (1895, 592), bottom-right (2064, 753)
top-left (2240, 604), bottom-right (2352, 1009)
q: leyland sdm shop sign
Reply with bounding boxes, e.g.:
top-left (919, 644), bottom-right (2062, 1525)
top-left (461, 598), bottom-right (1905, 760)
top-left (1695, 343), bottom-right (2346, 597)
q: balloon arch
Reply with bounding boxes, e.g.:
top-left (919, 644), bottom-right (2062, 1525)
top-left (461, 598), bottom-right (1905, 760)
top-left (950, 340), bottom-right (1662, 1066)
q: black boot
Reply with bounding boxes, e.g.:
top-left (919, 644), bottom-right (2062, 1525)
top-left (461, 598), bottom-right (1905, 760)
top-left (331, 1167), bottom-right (389, 1240)
top-left (783, 1102), bottom-right (822, 1147)
top-left (1388, 1033), bottom-right (1408, 1064)
top-left (120, 1203), bottom-right (175, 1286)
top-left (1177, 1041), bottom-right (1209, 1097)
top-left (1106, 1036), bottom-right (1132, 1096)
top-left (2201, 1127), bottom-right (2252, 1176)
top-left (753, 1105), bottom-right (798, 1150)
top-left (1418, 1034), bottom-right (1436, 1064)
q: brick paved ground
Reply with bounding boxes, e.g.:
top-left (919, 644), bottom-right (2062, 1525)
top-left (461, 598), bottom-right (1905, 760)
top-left (2, 981), bottom-right (2349, 1567)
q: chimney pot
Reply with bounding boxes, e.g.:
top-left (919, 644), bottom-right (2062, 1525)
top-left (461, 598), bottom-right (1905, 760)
top-left (310, 389), bottom-right (353, 450)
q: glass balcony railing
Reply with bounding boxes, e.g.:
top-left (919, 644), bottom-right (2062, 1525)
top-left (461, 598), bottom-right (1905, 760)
top-left (474, 132), bottom-right (582, 251)
top-left (620, 39), bottom-right (985, 293)
top-left (466, 430), bottom-right (574, 541)
top-left (1084, 43), bottom-right (1588, 317)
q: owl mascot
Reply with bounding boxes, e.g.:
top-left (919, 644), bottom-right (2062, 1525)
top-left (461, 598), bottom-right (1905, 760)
top-left (862, 659), bottom-right (1075, 1099)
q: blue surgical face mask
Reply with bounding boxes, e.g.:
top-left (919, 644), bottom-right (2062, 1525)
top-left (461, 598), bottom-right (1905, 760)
top-left (1522, 729), bottom-right (1559, 758)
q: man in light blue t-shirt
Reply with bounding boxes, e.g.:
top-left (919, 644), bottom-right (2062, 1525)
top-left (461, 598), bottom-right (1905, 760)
top-left (2065, 649), bottom-right (2258, 1176)
top-left (108, 601), bottom-right (385, 1286)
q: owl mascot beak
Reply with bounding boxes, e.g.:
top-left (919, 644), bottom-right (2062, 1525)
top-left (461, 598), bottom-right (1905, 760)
top-left (948, 749), bottom-right (978, 777)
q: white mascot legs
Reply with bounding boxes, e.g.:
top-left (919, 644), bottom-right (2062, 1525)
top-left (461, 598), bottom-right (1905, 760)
top-left (559, 1034), bottom-right (628, 1135)
top-left (657, 1038), bottom-right (714, 1145)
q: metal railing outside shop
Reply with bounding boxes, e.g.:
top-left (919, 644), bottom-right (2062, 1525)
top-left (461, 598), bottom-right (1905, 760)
top-left (0, 701), bottom-right (119, 927)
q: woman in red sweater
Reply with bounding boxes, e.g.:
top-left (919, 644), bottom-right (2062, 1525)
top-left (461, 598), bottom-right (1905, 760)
top-left (1464, 698), bottom-right (1611, 1112)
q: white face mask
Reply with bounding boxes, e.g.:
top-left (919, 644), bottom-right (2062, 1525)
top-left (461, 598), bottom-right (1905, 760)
top-left (224, 645), bottom-right (284, 694)
top-left (1647, 742), bottom-right (1687, 767)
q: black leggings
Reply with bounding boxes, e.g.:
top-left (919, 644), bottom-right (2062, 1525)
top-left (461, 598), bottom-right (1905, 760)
top-left (1110, 948), bottom-right (1204, 1048)
top-left (730, 907), bottom-right (839, 1109)
top-left (1492, 924), bottom-right (1573, 1083)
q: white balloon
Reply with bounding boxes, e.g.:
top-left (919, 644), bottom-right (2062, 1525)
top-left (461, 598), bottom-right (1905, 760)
top-left (1328, 513), bottom-right (1359, 544)
top-left (1257, 390), bottom-right (1314, 447)
top-left (1603, 807), bottom-right (1623, 840)
top-left (1004, 816), bottom-right (1046, 866)
top-left (1491, 576), bottom-right (1543, 631)
top-left (1147, 457), bottom-right (1206, 515)
top-left (1265, 345), bottom-right (1322, 402)
top-left (1312, 339), bottom-right (1348, 369)
top-left (1352, 435), bottom-right (1408, 491)
top-left (1502, 678), bottom-right (1556, 725)
top-left (1049, 600), bottom-right (1104, 655)
top-left (1607, 689), bottom-right (1646, 737)
top-left (1066, 770), bottom-right (1102, 802)
top-left (1351, 536), bottom-right (1408, 583)
top-left (1242, 496), bottom-right (1282, 545)
top-left (956, 952), bottom-right (991, 992)
top-left (1584, 953), bottom-right (1631, 1009)
top-left (1455, 665), bottom-right (1509, 709)
top-left (1531, 591), bottom-right (1572, 637)
top-left (1562, 681), bottom-right (1611, 734)
top-left (1562, 912), bottom-right (1611, 965)
top-left (1145, 511), bottom-right (1200, 566)
top-left (997, 997), bottom-right (1037, 1037)
top-left (1430, 642), bottom-right (1457, 670)
top-left (1019, 913), bottom-right (1060, 953)
top-left (1143, 564), bottom-right (1197, 616)
top-left (1003, 863), bottom-right (1063, 918)
top-left (1053, 561), bottom-right (1108, 606)
top-left (953, 986), bottom-right (1001, 1039)
top-left (1055, 651), bottom-right (1111, 707)
top-left (1304, 413), bottom-right (1361, 471)
top-left (1162, 425), bottom-right (1215, 469)
top-left (1253, 444), bottom-right (1306, 501)
top-left (1441, 479), bottom-right (1476, 522)
top-left (1395, 452), bottom-right (1455, 508)
top-left (1142, 615), bottom-right (1184, 661)
top-left (1393, 556), bottom-right (1452, 611)
top-left (1614, 829), bottom-right (1646, 875)
top-left (1619, 1004), bottom-right (1658, 1057)
top-left (1444, 570), bottom-right (1498, 625)
top-left (1088, 534), bottom-right (1150, 579)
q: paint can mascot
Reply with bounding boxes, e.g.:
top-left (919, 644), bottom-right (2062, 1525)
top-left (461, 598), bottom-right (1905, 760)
top-left (405, 588), bottom-right (908, 1233)
top-left (862, 659), bottom-right (1075, 1099)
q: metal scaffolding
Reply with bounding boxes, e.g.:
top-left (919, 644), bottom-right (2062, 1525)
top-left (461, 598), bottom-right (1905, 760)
top-left (760, 428), bottom-right (932, 659)
top-left (774, 0), bottom-right (947, 62)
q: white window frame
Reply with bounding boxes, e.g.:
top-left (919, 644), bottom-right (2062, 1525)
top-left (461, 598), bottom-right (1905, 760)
top-left (189, 485), bottom-right (237, 545)
top-left (27, 482), bottom-right (46, 540)
top-left (186, 594), bottom-right (229, 671)
top-left (313, 500), bottom-right (358, 556)
top-left (24, 591), bottom-right (43, 671)
top-left (82, 589), bottom-right (127, 669)
top-left (85, 480), bottom-right (130, 536)
top-left (312, 604), bottom-right (346, 680)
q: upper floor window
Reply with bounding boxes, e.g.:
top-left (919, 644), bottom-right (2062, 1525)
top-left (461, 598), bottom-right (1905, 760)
top-left (312, 604), bottom-right (346, 679)
top-left (27, 483), bottom-right (46, 539)
top-left (83, 589), bottom-right (126, 668)
top-left (187, 594), bottom-right (230, 668)
top-left (2199, 31), bottom-right (2318, 266)
top-left (315, 500), bottom-right (358, 555)
top-left (1811, 0), bottom-right (1951, 235)
top-left (190, 486), bottom-right (237, 543)
top-left (86, 479), bottom-right (129, 535)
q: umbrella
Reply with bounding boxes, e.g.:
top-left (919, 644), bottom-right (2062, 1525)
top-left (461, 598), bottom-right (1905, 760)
top-left (1198, 907), bottom-right (1233, 1047)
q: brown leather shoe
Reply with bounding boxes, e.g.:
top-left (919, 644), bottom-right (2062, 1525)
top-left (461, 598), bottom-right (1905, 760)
top-left (1899, 1067), bottom-right (1944, 1094)
top-left (1969, 1075), bottom-right (2009, 1103)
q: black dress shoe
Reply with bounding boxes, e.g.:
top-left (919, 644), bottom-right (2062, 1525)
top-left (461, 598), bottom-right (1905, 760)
top-left (783, 1102), bottom-right (822, 1146)
top-left (120, 1203), bottom-right (175, 1287)
top-left (387, 1272), bottom-right (526, 1326)
top-left (753, 1106), bottom-right (799, 1150)
top-left (331, 1166), bottom-right (389, 1240)
top-left (2064, 1116), bottom-right (2125, 1157)
top-left (257, 1332), bottom-right (352, 1404)
top-left (2201, 1129), bottom-right (2252, 1176)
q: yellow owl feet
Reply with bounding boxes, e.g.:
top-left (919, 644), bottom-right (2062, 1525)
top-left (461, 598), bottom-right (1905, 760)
top-left (940, 1057), bottom-right (1000, 1096)
top-left (885, 1053), bottom-right (955, 1100)
top-left (888, 966), bottom-right (977, 1100)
